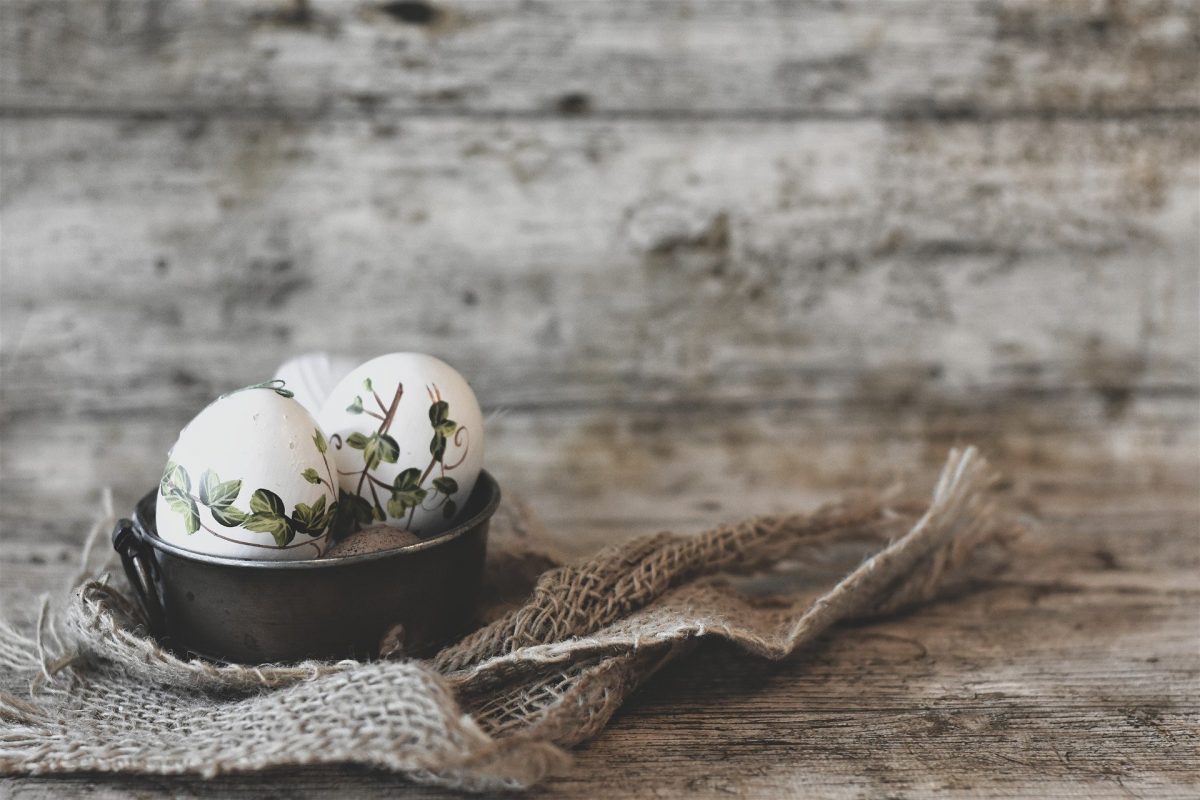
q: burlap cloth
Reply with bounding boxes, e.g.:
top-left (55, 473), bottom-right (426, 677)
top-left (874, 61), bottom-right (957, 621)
top-left (0, 448), bottom-right (1014, 791)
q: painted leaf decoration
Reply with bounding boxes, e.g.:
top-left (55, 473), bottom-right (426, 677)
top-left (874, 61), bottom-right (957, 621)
top-left (428, 396), bottom-right (457, 454)
top-left (243, 512), bottom-right (295, 547)
top-left (348, 493), bottom-right (374, 524)
top-left (362, 377), bottom-right (373, 392)
top-left (211, 480), bottom-right (241, 506)
top-left (331, 490), bottom-right (374, 540)
top-left (347, 395), bottom-right (364, 414)
top-left (198, 470), bottom-right (219, 505)
top-left (249, 488), bottom-right (286, 517)
top-left (363, 433), bottom-right (400, 469)
top-left (317, 500), bottom-right (337, 531)
top-left (166, 494), bottom-right (200, 535)
top-left (393, 468), bottom-right (422, 490)
top-left (160, 461), bottom-right (178, 495)
top-left (312, 429), bottom-right (328, 454)
top-left (386, 497), bottom-right (408, 518)
top-left (389, 487), bottom-right (427, 512)
top-left (346, 432), bottom-right (370, 450)
top-left (210, 505), bottom-right (247, 528)
top-left (431, 476), bottom-right (458, 495)
top-left (389, 469), bottom-right (427, 513)
top-left (170, 464), bottom-right (192, 494)
top-left (200, 470), bottom-right (241, 507)
top-left (301, 467), bottom-right (322, 485)
top-left (291, 495), bottom-right (328, 535)
top-left (363, 439), bottom-right (382, 469)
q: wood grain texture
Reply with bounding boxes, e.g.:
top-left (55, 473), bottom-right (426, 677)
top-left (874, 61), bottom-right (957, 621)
top-left (2, 116), bottom-right (1196, 407)
top-left (2, 113), bottom-right (1197, 537)
top-left (1, 0), bottom-right (1198, 796)
top-left (3, 0), bottom-right (1198, 117)
top-left (1, 448), bottom-right (1197, 798)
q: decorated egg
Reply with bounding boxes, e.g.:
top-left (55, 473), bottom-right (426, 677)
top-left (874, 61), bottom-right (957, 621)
top-left (157, 381), bottom-right (338, 560)
top-left (317, 353), bottom-right (484, 539)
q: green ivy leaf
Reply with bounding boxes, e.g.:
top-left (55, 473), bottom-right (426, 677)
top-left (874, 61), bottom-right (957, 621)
top-left (198, 470), bottom-right (218, 504)
top-left (346, 396), bottom-right (364, 414)
top-left (428, 401), bottom-right (457, 454)
top-left (388, 469), bottom-right (427, 515)
top-left (363, 433), bottom-right (399, 469)
top-left (199, 470), bottom-right (242, 508)
top-left (347, 492), bottom-right (374, 524)
top-left (386, 496), bottom-right (407, 518)
top-left (394, 468), bottom-right (421, 490)
top-left (431, 476), bottom-right (458, 495)
top-left (291, 495), bottom-right (328, 535)
top-left (164, 494), bottom-right (187, 515)
top-left (243, 512), bottom-right (295, 547)
top-left (442, 499), bottom-right (458, 520)
top-left (160, 461), bottom-right (178, 495)
top-left (387, 491), bottom-right (427, 518)
top-left (317, 499), bottom-right (337, 532)
top-left (429, 400), bottom-right (449, 426)
top-left (345, 432), bottom-right (370, 450)
top-left (165, 493), bottom-right (200, 535)
top-left (169, 464), bottom-right (192, 494)
top-left (312, 429), bottom-right (328, 454)
top-left (330, 490), bottom-right (373, 541)
top-left (249, 488), bottom-right (286, 517)
top-left (301, 467), bottom-right (322, 485)
top-left (210, 505), bottom-right (247, 527)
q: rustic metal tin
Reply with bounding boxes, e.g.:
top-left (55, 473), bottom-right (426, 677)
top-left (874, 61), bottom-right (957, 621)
top-left (111, 471), bottom-right (500, 663)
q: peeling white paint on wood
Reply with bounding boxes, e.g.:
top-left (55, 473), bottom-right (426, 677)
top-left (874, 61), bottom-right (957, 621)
top-left (1, 118), bottom-right (1196, 421)
top-left (0, 0), bottom-right (1198, 795)
top-left (3, 0), bottom-right (1197, 116)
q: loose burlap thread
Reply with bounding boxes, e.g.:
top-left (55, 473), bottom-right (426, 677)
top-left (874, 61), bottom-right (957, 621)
top-left (0, 447), bottom-right (1013, 791)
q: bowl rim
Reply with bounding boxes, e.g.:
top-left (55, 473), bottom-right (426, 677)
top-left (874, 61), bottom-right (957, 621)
top-left (132, 469), bottom-right (501, 570)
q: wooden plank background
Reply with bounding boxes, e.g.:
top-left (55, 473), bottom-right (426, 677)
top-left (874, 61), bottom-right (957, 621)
top-left (1, 1), bottom-right (1198, 797)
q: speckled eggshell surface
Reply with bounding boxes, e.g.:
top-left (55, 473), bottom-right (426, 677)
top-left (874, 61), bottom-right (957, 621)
top-left (156, 384), bottom-right (338, 560)
top-left (317, 353), bottom-right (484, 538)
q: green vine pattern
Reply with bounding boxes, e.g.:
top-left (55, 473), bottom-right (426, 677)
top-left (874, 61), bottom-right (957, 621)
top-left (159, 426), bottom-right (338, 555)
top-left (330, 377), bottom-right (470, 539)
top-left (219, 378), bottom-right (294, 399)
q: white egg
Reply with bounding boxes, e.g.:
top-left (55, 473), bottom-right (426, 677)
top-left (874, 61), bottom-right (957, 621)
top-left (157, 382), bottom-right (338, 560)
top-left (273, 352), bottom-right (357, 417)
top-left (317, 353), bottom-right (484, 538)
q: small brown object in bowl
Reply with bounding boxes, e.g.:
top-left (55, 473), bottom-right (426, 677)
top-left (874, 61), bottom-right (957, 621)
top-left (324, 525), bottom-right (422, 558)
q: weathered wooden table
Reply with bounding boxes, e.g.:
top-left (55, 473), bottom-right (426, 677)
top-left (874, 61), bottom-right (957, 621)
top-left (2, 1), bottom-right (1197, 797)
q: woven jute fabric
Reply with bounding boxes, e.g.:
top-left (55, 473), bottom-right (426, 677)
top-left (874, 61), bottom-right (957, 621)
top-left (0, 447), bottom-right (1013, 791)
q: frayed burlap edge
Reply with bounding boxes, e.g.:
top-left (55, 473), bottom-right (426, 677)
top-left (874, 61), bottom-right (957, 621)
top-left (0, 447), bottom-right (1016, 791)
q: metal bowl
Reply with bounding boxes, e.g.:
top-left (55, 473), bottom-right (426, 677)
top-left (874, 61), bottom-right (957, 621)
top-left (111, 471), bottom-right (500, 663)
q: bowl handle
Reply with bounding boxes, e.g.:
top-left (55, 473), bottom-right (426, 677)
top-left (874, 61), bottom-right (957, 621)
top-left (112, 519), bottom-right (166, 634)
